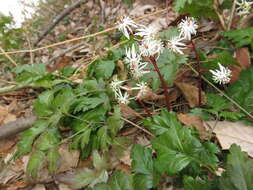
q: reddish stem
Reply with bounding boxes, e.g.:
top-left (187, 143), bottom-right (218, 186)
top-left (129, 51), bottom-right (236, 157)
top-left (149, 56), bottom-right (171, 110)
top-left (190, 40), bottom-right (202, 107)
top-left (138, 99), bottom-right (152, 117)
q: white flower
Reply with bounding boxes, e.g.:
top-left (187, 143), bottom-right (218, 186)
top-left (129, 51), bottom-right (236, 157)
top-left (115, 89), bottom-right (131, 104)
top-left (178, 17), bottom-right (198, 40)
top-left (125, 44), bottom-right (141, 68)
top-left (135, 25), bottom-right (157, 39)
top-left (131, 61), bottom-right (150, 79)
top-left (236, 0), bottom-right (253, 16)
top-left (210, 63), bottom-right (232, 85)
top-left (117, 16), bottom-right (138, 39)
top-left (167, 36), bottom-right (186, 54)
top-left (110, 78), bottom-right (125, 92)
top-left (131, 82), bottom-right (148, 97)
top-left (139, 38), bottom-right (164, 57)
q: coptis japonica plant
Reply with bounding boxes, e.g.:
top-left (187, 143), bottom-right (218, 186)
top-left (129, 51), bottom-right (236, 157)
top-left (116, 16), bottom-right (231, 108)
top-left (8, 0), bottom-right (253, 189)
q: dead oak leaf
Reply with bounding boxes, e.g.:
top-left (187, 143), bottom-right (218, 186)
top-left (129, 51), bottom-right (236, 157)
top-left (230, 47), bottom-right (251, 83)
top-left (175, 82), bottom-right (207, 108)
top-left (177, 113), bottom-right (208, 139)
top-left (206, 121), bottom-right (253, 157)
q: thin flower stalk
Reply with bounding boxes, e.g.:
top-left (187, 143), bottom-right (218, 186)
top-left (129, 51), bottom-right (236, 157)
top-left (149, 56), bottom-right (171, 110)
top-left (190, 40), bottom-right (202, 107)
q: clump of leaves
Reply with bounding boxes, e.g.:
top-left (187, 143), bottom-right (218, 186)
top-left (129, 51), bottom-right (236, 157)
top-left (221, 27), bottom-right (253, 48)
top-left (174, 0), bottom-right (217, 18)
top-left (190, 93), bottom-right (245, 121)
top-left (146, 110), bottom-right (219, 175)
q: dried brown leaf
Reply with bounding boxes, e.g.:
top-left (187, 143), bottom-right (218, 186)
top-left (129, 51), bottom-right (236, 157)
top-left (175, 82), bottom-right (207, 107)
top-left (177, 113), bottom-right (207, 139)
top-left (230, 47), bottom-right (251, 83)
top-left (57, 144), bottom-right (80, 173)
top-left (206, 121), bottom-right (253, 157)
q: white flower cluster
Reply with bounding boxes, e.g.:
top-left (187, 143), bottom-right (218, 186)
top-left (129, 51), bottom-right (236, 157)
top-left (168, 17), bottom-right (198, 54)
top-left (236, 0), bottom-right (253, 16)
top-left (110, 78), bottom-right (148, 104)
top-left (210, 63), bottom-right (232, 85)
top-left (117, 16), bottom-right (165, 80)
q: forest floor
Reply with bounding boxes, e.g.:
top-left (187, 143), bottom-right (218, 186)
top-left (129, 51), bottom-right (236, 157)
top-left (0, 0), bottom-right (253, 190)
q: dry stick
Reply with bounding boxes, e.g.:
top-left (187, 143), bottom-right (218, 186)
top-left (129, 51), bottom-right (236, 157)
top-left (121, 117), bottom-right (155, 137)
top-left (34, 0), bottom-right (87, 46)
top-left (190, 40), bottom-right (202, 107)
top-left (0, 115), bottom-right (37, 140)
top-left (0, 8), bottom-right (168, 56)
top-left (0, 47), bottom-right (17, 66)
top-left (149, 56), bottom-right (171, 110)
top-left (228, 0), bottom-right (237, 31)
top-left (47, 41), bottom-right (86, 64)
top-left (213, 0), bottom-right (227, 30)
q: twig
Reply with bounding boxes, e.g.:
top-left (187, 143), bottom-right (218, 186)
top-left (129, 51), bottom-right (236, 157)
top-left (0, 84), bottom-right (26, 94)
top-left (0, 115), bottom-right (37, 140)
top-left (149, 56), bottom-right (171, 110)
top-left (213, 0), bottom-right (227, 30)
top-left (47, 41), bottom-right (86, 64)
top-left (228, 0), bottom-right (237, 30)
top-left (34, 0), bottom-right (87, 46)
top-left (71, 39), bottom-right (129, 78)
top-left (121, 117), bottom-right (155, 137)
top-left (0, 47), bottom-right (17, 66)
top-left (0, 8), bottom-right (168, 56)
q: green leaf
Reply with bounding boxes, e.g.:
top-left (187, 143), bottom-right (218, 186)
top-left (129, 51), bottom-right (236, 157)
top-left (189, 108), bottom-right (212, 121)
top-left (72, 168), bottom-right (109, 189)
top-left (184, 176), bottom-right (213, 190)
top-left (159, 27), bottom-right (179, 40)
top-left (97, 126), bottom-right (112, 150)
top-left (107, 106), bottom-right (123, 136)
top-left (60, 66), bottom-right (76, 77)
top-left (26, 150), bottom-right (46, 179)
top-left (219, 111), bottom-right (245, 121)
top-left (34, 99), bottom-right (54, 117)
top-left (222, 27), bottom-right (253, 48)
top-left (71, 125), bottom-right (91, 150)
top-left (15, 120), bottom-right (49, 158)
top-left (220, 144), bottom-right (253, 190)
top-left (143, 50), bottom-right (187, 89)
top-left (133, 174), bottom-right (154, 190)
top-left (14, 63), bottom-right (47, 75)
top-left (35, 128), bottom-right (60, 151)
top-left (93, 60), bottom-right (115, 79)
top-left (93, 183), bottom-right (110, 190)
top-left (73, 97), bottom-right (105, 114)
top-left (203, 51), bottom-right (238, 70)
top-left (143, 110), bottom-right (181, 136)
top-left (206, 93), bottom-right (230, 113)
top-left (92, 150), bottom-right (108, 170)
top-left (131, 144), bottom-right (154, 175)
top-left (131, 144), bottom-right (160, 189)
top-left (47, 147), bottom-right (60, 174)
top-left (175, 0), bottom-right (216, 18)
top-left (174, 0), bottom-right (192, 11)
top-left (38, 90), bottom-right (54, 107)
top-left (226, 67), bottom-right (253, 112)
top-left (52, 87), bottom-right (74, 113)
top-left (109, 171), bottom-right (133, 190)
top-left (151, 111), bottom-right (219, 175)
